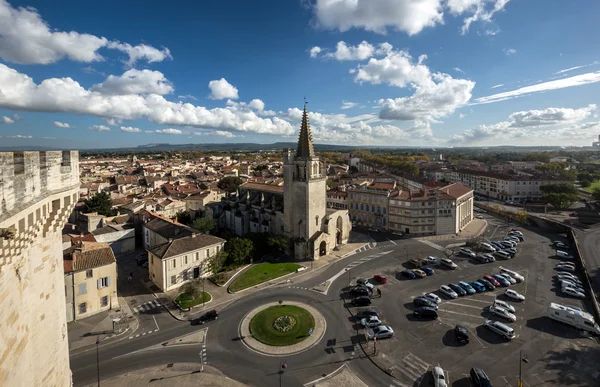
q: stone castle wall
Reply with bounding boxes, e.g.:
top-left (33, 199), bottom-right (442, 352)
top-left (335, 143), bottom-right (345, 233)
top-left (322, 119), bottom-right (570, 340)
top-left (0, 151), bottom-right (80, 387)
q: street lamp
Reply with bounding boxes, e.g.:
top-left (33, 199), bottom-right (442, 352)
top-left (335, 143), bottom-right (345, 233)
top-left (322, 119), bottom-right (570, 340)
top-left (95, 336), bottom-right (100, 387)
top-left (518, 350), bottom-right (529, 387)
top-left (279, 359), bottom-right (287, 387)
top-left (346, 268), bottom-right (351, 284)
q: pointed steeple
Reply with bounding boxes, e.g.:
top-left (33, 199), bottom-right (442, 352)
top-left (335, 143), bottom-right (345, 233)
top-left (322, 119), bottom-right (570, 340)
top-left (296, 103), bottom-right (315, 159)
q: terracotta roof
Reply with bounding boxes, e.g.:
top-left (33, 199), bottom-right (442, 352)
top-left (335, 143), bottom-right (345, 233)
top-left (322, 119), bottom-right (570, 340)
top-left (369, 181), bottom-right (396, 190)
top-left (63, 242), bottom-right (116, 272)
top-left (149, 234), bottom-right (225, 259)
top-left (241, 182), bottom-right (284, 194)
top-left (439, 183), bottom-right (473, 199)
top-left (69, 233), bottom-right (97, 244)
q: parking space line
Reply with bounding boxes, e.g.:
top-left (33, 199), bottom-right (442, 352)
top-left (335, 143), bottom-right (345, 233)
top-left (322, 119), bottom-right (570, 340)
top-left (443, 302), bottom-right (486, 310)
top-left (438, 309), bottom-right (484, 320)
top-left (456, 298), bottom-right (495, 304)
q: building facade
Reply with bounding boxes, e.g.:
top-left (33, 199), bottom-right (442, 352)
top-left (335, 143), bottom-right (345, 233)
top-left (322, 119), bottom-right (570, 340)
top-left (0, 151), bottom-right (79, 387)
top-left (63, 242), bottom-right (118, 322)
top-left (347, 181), bottom-right (396, 229)
top-left (326, 190), bottom-right (348, 210)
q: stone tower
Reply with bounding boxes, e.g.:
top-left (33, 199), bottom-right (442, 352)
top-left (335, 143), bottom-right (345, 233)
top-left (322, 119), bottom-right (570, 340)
top-left (0, 151), bottom-right (80, 386)
top-left (283, 104), bottom-right (327, 259)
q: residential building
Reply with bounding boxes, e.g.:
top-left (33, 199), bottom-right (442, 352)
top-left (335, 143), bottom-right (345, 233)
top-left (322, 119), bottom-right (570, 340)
top-left (347, 181), bottom-right (396, 229)
top-left (143, 216), bottom-right (196, 250)
top-left (184, 189), bottom-right (226, 216)
top-left (63, 242), bottom-right (118, 322)
top-left (326, 190), bottom-right (348, 210)
top-left (148, 233), bottom-right (226, 291)
top-left (0, 151), bottom-right (79, 387)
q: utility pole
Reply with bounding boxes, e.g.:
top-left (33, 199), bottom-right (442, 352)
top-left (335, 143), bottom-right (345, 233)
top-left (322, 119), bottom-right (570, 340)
top-left (518, 350), bottom-right (528, 387)
top-left (96, 336), bottom-right (100, 387)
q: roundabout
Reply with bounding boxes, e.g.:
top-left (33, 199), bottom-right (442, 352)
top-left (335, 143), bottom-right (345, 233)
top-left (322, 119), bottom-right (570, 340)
top-left (239, 301), bottom-right (326, 356)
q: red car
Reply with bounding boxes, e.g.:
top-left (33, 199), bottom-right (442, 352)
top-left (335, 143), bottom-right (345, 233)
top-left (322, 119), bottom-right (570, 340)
top-left (483, 275), bottom-right (500, 286)
top-left (373, 274), bottom-right (388, 284)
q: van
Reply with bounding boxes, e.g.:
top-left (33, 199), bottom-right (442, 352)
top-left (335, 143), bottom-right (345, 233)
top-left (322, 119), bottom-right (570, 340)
top-left (494, 250), bottom-right (511, 260)
top-left (484, 319), bottom-right (515, 340)
top-left (547, 302), bottom-right (600, 335)
top-left (556, 250), bottom-right (574, 260)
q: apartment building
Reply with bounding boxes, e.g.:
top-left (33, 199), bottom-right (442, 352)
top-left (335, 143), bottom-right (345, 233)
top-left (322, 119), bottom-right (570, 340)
top-left (347, 181), bottom-right (396, 229)
top-left (63, 242), bottom-right (118, 322)
top-left (326, 190), bottom-right (348, 210)
top-left (451, 169), bottom-right (569, 202)
top-left (148, 233), bottom-right (226, 292)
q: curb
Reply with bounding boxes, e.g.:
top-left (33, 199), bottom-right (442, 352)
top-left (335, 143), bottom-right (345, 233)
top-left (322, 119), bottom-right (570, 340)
top-left (173, 291), bottom-right (214, 313)
top-left (211, 264), bottom-right (250, 288)
top-left (227, 265), bottom-right (307, 294)
top-left (341, 242), bottom-right (371, 259)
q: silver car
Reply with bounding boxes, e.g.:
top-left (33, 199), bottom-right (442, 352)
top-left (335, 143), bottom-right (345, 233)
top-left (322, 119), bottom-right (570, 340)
top-left (366, 325), bottom-right (394, 340)
top-left (489, 305), bottom-right (516, 322)
top-left (439, 285), bottom-right (458, 299)
top-left (484, 319), bottom-right (515, 340)
top-left (361, 316), bottom-right (383, 328)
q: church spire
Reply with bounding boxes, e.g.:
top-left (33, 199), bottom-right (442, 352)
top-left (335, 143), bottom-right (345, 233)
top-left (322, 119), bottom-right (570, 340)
top-left (296, 103), bottom-right (315, 159)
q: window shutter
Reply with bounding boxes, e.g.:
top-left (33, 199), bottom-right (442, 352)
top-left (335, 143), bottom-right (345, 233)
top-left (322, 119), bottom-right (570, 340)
top-left (97, 279), bottom-right (102, 289)
top-left (79, 283), bottom-right (87, 295)
top-left (107, 276), bottom-right (111, 287)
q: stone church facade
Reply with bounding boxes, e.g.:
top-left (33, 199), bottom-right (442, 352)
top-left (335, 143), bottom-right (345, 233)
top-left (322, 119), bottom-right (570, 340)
top-left (206, 105), bottom-right (351, 260)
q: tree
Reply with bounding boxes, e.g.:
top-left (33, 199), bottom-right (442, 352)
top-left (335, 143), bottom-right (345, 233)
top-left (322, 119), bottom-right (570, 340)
top-left (514, 210), bottom-right (529, 223)
top-left (540, 183), bottom-right (579, 209)
top-left (225, 237), bottom-right (254, 266)
top-left (217, 176), bottom-right (243, 193)
top-left (181, 278), bottom-right (203, 298)
top-left (205, 251), bottom-right (227, 275)
top-left (175, 211), bottom-right (192, 225)
top-left (82, 191), bottom-right (115, 216)
top-left (581, 179), bottom-right (592, 188)
top-left (592, 187), bottom-right (600, 202)
top-left (267, 235), bottom-right (290, 254)
top-left (191, 217), bottom-right (216, 234)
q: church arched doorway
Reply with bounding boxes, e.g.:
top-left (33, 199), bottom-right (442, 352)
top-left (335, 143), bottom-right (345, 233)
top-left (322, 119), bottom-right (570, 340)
top-left (319, 241), bottom-right (327, 256)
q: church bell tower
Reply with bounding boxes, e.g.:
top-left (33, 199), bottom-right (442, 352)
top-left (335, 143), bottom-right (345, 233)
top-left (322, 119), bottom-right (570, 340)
top-left (283, 103), bottom-right (327, 259)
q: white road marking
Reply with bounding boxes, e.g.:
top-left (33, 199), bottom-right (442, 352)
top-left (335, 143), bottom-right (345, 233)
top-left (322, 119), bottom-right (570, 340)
top-left (438, 309), bottom-right (485, 320)
top-left (443, 302), bottom-right (487, 310)
top-left (387, 238), bottom-right (397, 245)
top-left (153, 315), bottom-right (159, 330)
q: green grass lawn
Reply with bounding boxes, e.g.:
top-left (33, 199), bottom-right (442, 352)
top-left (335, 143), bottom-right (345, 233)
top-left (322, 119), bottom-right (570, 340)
top-left (229, 262), bottom-right (302, 293)
top-left (582, 180), bottom-right (600, 193)
top-left (249, 305), bottom-right (315, 346)
top-left (174, 291), bottom-right (211, 309)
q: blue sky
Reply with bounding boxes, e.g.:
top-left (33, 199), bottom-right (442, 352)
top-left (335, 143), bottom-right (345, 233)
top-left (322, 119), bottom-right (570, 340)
top-left (0, 0), bottom-right (599, 149)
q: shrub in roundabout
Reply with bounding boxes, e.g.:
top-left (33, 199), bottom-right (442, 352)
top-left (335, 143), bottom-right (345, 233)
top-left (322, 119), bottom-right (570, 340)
top-left (249, 305), bottom-right (315, 346)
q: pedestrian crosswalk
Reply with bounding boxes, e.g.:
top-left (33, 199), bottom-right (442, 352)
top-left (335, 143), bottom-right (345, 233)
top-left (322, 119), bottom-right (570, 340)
top-left (391, 352), bottom-right (430, 383)
top-left (418, 239), bottom-right (452, 254)
top-left (133, 299), bottom-right (162, 314)
top-left (345, 250), bottom-right (392, 271)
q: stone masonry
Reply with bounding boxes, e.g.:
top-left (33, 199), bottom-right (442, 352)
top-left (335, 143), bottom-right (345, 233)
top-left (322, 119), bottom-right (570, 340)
top-left (0, 151), bottom-right (80, 387)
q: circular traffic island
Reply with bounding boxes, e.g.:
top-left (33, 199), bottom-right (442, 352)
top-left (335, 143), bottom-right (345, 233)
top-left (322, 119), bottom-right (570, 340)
top-left (249, 305), bottom-right (315, 346)
top-left (240, 301), bottom-right (326, 356)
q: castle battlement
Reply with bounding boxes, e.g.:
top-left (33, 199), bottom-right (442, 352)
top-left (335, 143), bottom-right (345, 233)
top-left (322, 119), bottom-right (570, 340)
top-left (0, 151), bottom-right (79, 219)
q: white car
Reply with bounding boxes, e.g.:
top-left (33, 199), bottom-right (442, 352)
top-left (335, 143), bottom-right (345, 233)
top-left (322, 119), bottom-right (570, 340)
top-left (557, 274), bottom-right (581, 284)
top-left (510, 231), bottom-right (524, 236)
top-left (504, 289), bottom-right (525, 301)
top-left (423, 292), bottom-right (442, 304)
top-left (423, 256), bottom-right (441, 265)
top-left (360, 316), bottom-right (383, 328)
top-left (499, 267), bottom-right (524, 282)
top-left (432, 366), bottom-right (447, 387)
top-left (481, 253), bottom-right (496, 262)
top-left (498, 273), bottom-right (516, 285)
top-left (440, 258), bottom-right (458, 269)
top-left (489, 305), bottom-right (517, 322)
top-left (560, 282), bottom-right (585, 294)
top-left (392, 231), bottom-right (404, 237)
top-left (493, 299), bottom-right (515, 313)
top-left (476, 214), bottom-right (484, 219)
top-left (356, 278), bottom-right (375, 290)
top-left (555, 264), bottom-right (575, 273)
top-left (480, 243), bottom-right (496, 252)
top-left (562, 287), bottom-right (586, 299)
top-left (366, 325), bottom-right (394, 340)
top-left (439, 285), bottom-right (458, 299)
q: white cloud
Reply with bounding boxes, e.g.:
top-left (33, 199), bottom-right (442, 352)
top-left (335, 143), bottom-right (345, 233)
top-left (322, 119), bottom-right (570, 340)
top-left (448, 0), bottom-right (511, 35)
top-left (0, 0), bottom-right (171, 65)
top-left (194, 130), bottom-right (240, 138)
top-left (475, 71), bottom-right (600, 104)
top-left (1, 115), bottom-right (15, 124)
top-left (178, 94), bottom-right (197, 100)
top-left (459, 113), bottom-right (465, 119)
top-left (341, 101), bottom-right (359, 110)
top-left (88, 125), bottom-right (110, 131)
top-left (82, 66), bottom-right (106, 77)
top-left (312, 0), bottom-right (444, 35)
top-left (226, 98), bottom-right (276, 116)
top-left (504, 48), bottom-right (516, 55)
top-left (326, 41), bottom-right (375, 61)
top-left (554, 61), bottom-right (600, 75)
top-left (490, 83), bottom-right (504, 89)
top-left (105, 118), bottom-right (120, 126)
top-left (484, 28), bottom-right (499, 35)
top-left (155, 128), bottom-right (182, 135)
top-left (309, 46), bottom-right (322, 58)
top-left (90, 69), bottom-right (174, 95)
top-left (1, 134), bottom-right (32, 139)
top-left (0, 64), bottom-right (294, 136)
top-left (454, 67), bottom-right (465, 73)
top-left (450, 104), bottom-right (597, 144)
top-left (53, 121), bottom-right (70, 128)
top-left (120, 126), bottom-right (141, 133)
top-left (208, 78), bottom-right (239, 100)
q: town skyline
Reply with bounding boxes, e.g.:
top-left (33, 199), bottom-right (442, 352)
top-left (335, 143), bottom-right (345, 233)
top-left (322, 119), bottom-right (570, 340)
top-left (0, 0), bottom-right (599, 149)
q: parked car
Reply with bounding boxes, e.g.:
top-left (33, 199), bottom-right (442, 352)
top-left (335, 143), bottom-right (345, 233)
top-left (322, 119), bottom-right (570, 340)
top-left (412, 269), bottom-right (427, 278)
top-left (455, 324), bottom-right (469, 344)
top-left (423, 256), bottom-right (440, 265)
top-left (481, 253), bottom-right (496, 262)
top-left (489, 305), bottom-right (516, 322)
top-left (479, 279), bottom-right (495, 291)
top-left (475, 214), bottom-right (484, 219)
top-left (562, 287), bottom-right (586, 299)
top-left (480, 242), bottom-right (496, 252)
top-left (366, 325), bottom-right (394, 340)
top-left (556, 273), bottom-right (581, 284)
top-left (498, 273), bottom-right (516, 284)
top-left (459, 248), bottom-right (476, 258)
top-left (553, 240), bottom-right (569, 249)
top-left (483, 319), bottom-right (516, 340)
top-left (392, 231), bottom-right (404, 237)
top-left (191, 310), bottom-right (219, 325)
top-left (470, 367), bottom-right (493, 387)
top-left (361, 316), bottom-right (383, 328)
top-left (413, 297), bottom-right (438, 309)
top-left (556, 250), bottom-right (574, 260)
top-left (409, 258), bottom-right (424, 267)
top-left (368, 228), bottom-right (381, 232)
top-left (560, 282), bottom-right (585, 294)
top-left (504, 289), bottom-right (525, 301)
top-left (470, 281), bottom-right (486, 293)
top-left (373, 274), bottom-right (388, 284)
top-left (493, 299), bottom-right (515, 313)
top-left (432, 366), bottom-right (448, 387)
top-left (357, 308), bottom-right (378, 318)
top-left (422, 292), bottom-right (442, 304)
top-left (500, 241), bottom-right (515, 249)
top-left (401, 270), bottom-right (416, 279)
top-left (494, 250), bottom-right (511, 260)
top-left (440, 258), bottom-right (457, 270)
top-left (351, 296), bottom-right (372, 306)
top-left (483, 275), bottom-right (500, 286)
top-left (350, 286), bottom-right (371, 297)
top-left (439, 285), bottom-right (458, 299)
top-left (493, 274), bottom-right (510, 287)
top-left (420, 266), bottom-right (435, 276)
top-left (555, 264), bottom-right (576, 273)
top-left (490, 241), bottom-right (504, 250)
top-left (499, 267), bottom-right (525, 282)
top-left (413, 306), bottom-right (438, 319)
top-left (449, 283), bottom-right (467, 296)
top-left (136, 253), bottom-right (149, 265)
top-left (356, 278), bottom-right (374, 290)
top-left (458, 281), bottom-right (476, 295)
top-left (504, 247), bottom-right (518, 257)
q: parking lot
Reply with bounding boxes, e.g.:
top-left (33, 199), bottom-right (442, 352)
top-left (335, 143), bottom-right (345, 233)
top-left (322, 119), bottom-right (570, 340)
top-left (344, 215), bottom-right (600, 386)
